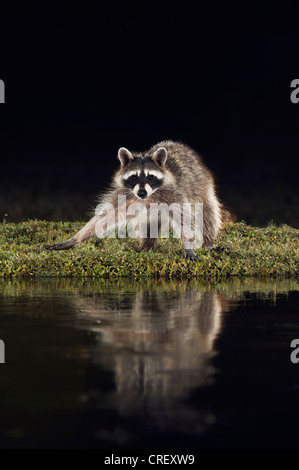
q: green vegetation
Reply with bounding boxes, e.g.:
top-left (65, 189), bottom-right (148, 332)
top-left (0, 220), bottom-right (298, 279)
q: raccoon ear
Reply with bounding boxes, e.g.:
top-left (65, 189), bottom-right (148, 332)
top-left (152, 147), bottom-right (167, 167)
top-left (118, 147), bottom-right (134, 167)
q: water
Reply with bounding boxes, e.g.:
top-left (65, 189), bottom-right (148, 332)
top-left (0, 278), bottom-right (298, 449)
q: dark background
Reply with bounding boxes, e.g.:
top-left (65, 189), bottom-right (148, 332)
top-left (0, 1), bottom-right (298, 226)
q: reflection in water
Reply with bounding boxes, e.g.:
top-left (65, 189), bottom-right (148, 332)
top-left (70, 287), bottom-right (225, 439)
top-left (0, 278), bottom-right (298, 448)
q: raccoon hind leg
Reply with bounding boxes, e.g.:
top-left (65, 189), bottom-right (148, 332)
top-left (203, 201), bottom-right (221, 250)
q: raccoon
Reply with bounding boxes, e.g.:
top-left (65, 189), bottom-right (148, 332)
top-left (44, 141), bottom-right (231, 260)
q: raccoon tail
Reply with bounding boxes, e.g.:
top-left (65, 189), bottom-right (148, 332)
top-left (43, 216), bottom-right (98, 251)
top-left (221, 207), bottom-right (236, 227)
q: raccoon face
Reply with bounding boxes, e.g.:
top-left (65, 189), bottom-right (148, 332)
top-left (118, 147), bottom-right (167, 200)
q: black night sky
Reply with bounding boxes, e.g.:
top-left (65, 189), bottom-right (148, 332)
top-left (0, 2), bottom-right (298, 225)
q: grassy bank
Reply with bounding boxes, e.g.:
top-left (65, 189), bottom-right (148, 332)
top-left (0, 220), bottom-right (298, 279)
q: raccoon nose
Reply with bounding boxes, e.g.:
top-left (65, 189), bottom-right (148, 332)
top-left (137, 189), bottom-right (147, 199)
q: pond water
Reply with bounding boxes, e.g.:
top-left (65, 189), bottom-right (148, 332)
top-left (0, 278), bottom-right (298, 449)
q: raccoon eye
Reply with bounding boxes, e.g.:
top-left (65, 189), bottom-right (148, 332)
top-left (148, 175), bottom-right (156, 182)
top-left (130, 174), bottom-right (138, 181)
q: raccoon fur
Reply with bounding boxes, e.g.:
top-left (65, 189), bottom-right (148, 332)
top-left (44, 141), bottom-right (232, 260)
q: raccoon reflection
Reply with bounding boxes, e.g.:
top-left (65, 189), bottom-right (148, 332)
top-left (70, 288), bottom-right (225, 410)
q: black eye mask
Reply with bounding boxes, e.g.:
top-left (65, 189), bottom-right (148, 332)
top-left (124, 174), bottom-right (138, 187)
top-left (146, 174), bottom-right (162, 189)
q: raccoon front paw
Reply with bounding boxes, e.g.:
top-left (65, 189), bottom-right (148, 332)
top-left (184, 249), bottom-right (198, 261)
top-left (43, 236), bottom-right (77, 251)
top-left (43, 241), bottom-right (73, 251)
top-left (43, 243), bottom-right (62, 251)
